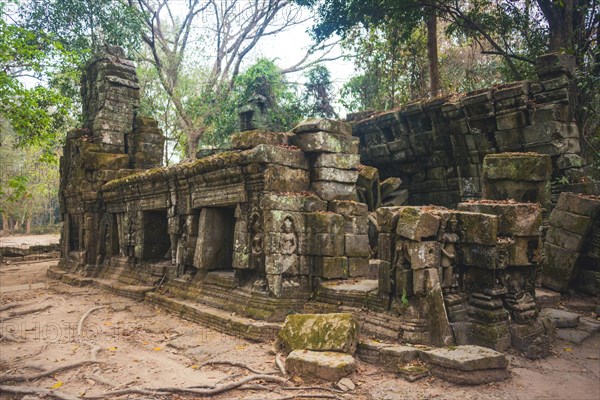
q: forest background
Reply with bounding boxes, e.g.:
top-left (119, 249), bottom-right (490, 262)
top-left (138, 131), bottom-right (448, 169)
top-left (0, 0), bottom-right (598, 234)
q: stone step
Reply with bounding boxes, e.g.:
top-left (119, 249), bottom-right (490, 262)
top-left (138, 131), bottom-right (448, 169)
top-left (58, 273), bottom-right (154, 301)
top-left (286, 350), bottom-right (357, 382)
top-left (145, 292), bottom-right (280, 342)
top-left (357, 340), bottom-right (509, 385)
top-left (536, 287), bottom-right (561, 309)
top-left (315, 279), bottom-right (378, 309)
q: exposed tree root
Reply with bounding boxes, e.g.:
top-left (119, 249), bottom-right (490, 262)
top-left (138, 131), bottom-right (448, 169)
top-left (84, 374), bottom-right (289, 398)
top-left (199, 360), bottom-right (276, 375)
top-left (0, 332), bottom-right (22, 343)
top-left (0, 301), bottom-right (25, 312)
top-left (0, 304), bottom-right (52, 322)
top-left (77, 306), bottom-right (108, 337)
top-left (0, 385), bottom-right (80, 400)
top-left (282, 386), bottom-right (344, 394)
top-left (1, 343), bottom-right (101, 383)
top-left (275, 353), bottom-right (286, 375)
top-left (247, 395), bottom-right (342, 400)
top-left (0, 360), bottom-right (101, 383)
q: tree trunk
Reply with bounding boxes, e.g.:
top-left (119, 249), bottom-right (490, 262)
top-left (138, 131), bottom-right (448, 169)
top-left (1, 213), bottom-right (8, 235)
top-left (427, 12), bottom-right (440, 97)
top-left (536, 0), bottom-right (575, 52)
top-left (26, 217), bottom-right (31, 234)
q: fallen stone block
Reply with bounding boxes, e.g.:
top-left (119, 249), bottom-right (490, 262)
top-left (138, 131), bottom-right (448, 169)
top-left (421, 345), bottom-right (509, 385)
top-left (483, 152), bottom-right (552, 182)
top-left (540, 308), bottom-right (580, 328)
top-left (279, 313), bottom-right (360, 354)
top-left (555, 192), bottom-right (600, 218)
top-left (285, 350), bottom-right (357, 382)
top-left (457, 202), bottom-right (541, 237)
top-left (548, 209), bottom-right (592, 235)
top-left (541, 243), bottom-right (581, 291)
top-left (380, 345), bottom-right (420, 372)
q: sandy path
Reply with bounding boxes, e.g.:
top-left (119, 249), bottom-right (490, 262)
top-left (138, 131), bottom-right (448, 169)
top-left (0, 258), bottom-right (598, 399)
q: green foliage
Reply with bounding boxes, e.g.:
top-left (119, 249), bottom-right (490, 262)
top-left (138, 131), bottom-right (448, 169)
top-left (232, 58), bottom-right (304, 133)
top-left (0, 2), bottom-right (74, 150)
top-left (302, 65), bottom-right (338, 118)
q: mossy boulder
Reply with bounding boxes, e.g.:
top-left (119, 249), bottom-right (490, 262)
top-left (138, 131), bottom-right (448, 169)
top-left (279, 313), bottom-right (360, 354)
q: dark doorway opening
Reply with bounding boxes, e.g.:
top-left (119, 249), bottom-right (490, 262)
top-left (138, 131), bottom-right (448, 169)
top-left (142, 210), bottom-right (170, 261)
top-left (194, 208), bottom-right (235, 270)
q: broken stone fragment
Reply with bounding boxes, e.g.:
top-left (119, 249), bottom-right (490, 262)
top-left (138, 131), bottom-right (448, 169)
top-left (278, 313), bottom-right (360, 354)
top-left (396, 207), bottom-right (442, 242)
top-left (285, 350), bottom-right (357, 382)
top-left (311, 181), bottom-right (357, 202)
top-left (292, 118), bottom-right (352, 136)
top-left (357, 166), bottom-right (381, 211)
top-left (405, 241), bottom-right (442, 270)
top-left (230, 129), bottom-right (292, 149)
top-left (336, 377), bottom-right (355, 391)
top-left (541, 243), bottom-right (581, 292)
top-left (540, 309), bottom-right (580, 328)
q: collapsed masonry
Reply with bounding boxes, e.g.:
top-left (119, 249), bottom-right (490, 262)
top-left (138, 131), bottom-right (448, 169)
top-left (54, 48), bottom-right (598, 363)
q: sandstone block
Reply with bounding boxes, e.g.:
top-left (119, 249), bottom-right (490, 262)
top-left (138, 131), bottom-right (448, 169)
top-left (279, 313), bottom-right (360, 353)
top-left (540, 308), bottom-right (580, 328)
top-left (396, 207), bottom-right (442, 241)
top-left (344, 234), bottom-right (370, 257)
top-left (312, 181), bottom-right (357, 201)
top-left (230, 129), bottom-right (291, 149)
top-left (555, 192), bottom-right (600, 218)
top-left (343, 215), bottom-right (369, 235)
top-left (405, 241), bottom-right (442, 270)
top-left (291, 131), bottom-right (359, 153)
top-left (348, 257), bottom-right (373, 278)
top-left (262, 192), bottom-right (327, 213)
top-left (541, 243), bottom-right (580, 291)
top-left (328, 200), bottom-right (368, 216)
top-left (524, 121), bottom-right (578, 144)
top-left (421, 345), bottom-right (508, 370)
top-left (548, 209), bottom-right (592, 235)
top-left (380, 346), bottom-right (420, 371)
top-left (313, 257), bottom-right (349, 279)
top-left (483, 153), bottom-right (552, 182)
top-left (293, 118), bottom-right (352, 136)
top-left (545, 226), bottom-right (585, 252)
top-left (264, 164), bottom-right (309, 192)
top-left (456, 211), bottom-right (499, 245)
top-left (496, 111), bottom-right (528, 130)
top-left (457, 202), bottom-right (542, 237)
top-left (241, 144), bottom-right (308, 169)
top-left (308, 233), bottom-right (344, 256)
top-left (311, 167), bottom-right (359, 183)
top-left (313, 153), bottom-right (360, 169)
top-left (286, 350), bottom-right (357, 382)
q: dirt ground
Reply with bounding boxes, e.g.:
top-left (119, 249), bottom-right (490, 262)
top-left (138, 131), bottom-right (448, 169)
top-left (0, 235), bottom-right (60, 249)
top-left (0, 237), bottom-right (599, 400)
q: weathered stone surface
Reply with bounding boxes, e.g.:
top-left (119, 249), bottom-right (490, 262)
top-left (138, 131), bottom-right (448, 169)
top-left (336, 377), bottom-right (356, 391)
top-left (328, 200), bottom-right (368, 216)
top-left (293, 118), bottom-right (352, 136)
top-left (230, 129), bottom-right (292, 149)
top-left (556, 154), bottom-right (584, 170)
top-left (312, 181), bottom-right (357, 201)
top-left (405, 242), bottom-right (442, 270)
top-left (380, 346), bottom-right (420, 371)
top-left (286, 350), bottom-right (357, 381)
top-left (262, 192), bottom-right (327, 213)
top-left (421, 345), bottom-right (508, 371)
top-left (264, 165), bottom-right (310, 192)
top-left (313, 153), bottom-right (360, 169)
top-left (457, 202), bottom-right (541, 237)
top-left (496, 111), bottom-right (528, 130)
top-left (545, 226), bottom-right (585, 252)
top-left (240, 144), bottom-right (308, 169)
top-left (483, 153), bottom-right (552, 182)
top-left (344, 234), bottom-right (370, 257)
top-left (291, 131), bottom-right (359, 153)
top-left (314, 257), bottom-right (349, 279)
top-left (311, 167), bottom-right (359, 183)
top-left (428, 364), bottom-right (509, 385)
top-left (524, 121), bottom-right (579, 144)
top-left (455, 211), bottom-right (499, 245)
top-left (396, 207), bottom-right (442, 241)
top-left (536, 53), bottom-right (575, 78)
top-left (279, 313), bottom-right (360, 354)
top-left (348, 257), bottom-right (373, 278)
top-left (540, 309), bottom-right (580, 328)
top-left (357, 166), bottom-right (381, 211)
top-left (548, 209), bottom-right (592, 235)
top-left (555, 192), bottom-right (600, 218)
top-left (541, 243), bottom-right (581, 291)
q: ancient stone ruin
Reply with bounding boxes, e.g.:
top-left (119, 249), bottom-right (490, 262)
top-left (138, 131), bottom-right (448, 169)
top-left (52, 47), bottom-right (599, 383)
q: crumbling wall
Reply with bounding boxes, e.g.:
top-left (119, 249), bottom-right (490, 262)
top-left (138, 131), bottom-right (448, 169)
top-left (352, 53), bottom-right (584, 208)
top-left (59, 47), bottom-right (164, 273)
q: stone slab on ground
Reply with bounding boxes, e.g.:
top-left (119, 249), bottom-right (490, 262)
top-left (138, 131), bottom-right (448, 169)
top-left (285, 350), bottom-right (357, 381)
top-left (428, 364), bottom-right (510, 385)
top-left (540, 308), bottom-right (580, 328)
top-left (420, 345), bottom-right (508, 371)
top-left (380, 345), bottom-right (420, 372)
top-left (278, 313), bottom-right (359, 354)
top-left (536, 287), bottom-right (561, 309)
top-left (556, 328), bottom-right (591, 344)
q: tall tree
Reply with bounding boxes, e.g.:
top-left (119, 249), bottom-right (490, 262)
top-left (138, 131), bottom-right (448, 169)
top-left (302, 65), bottom-right (338, 118)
